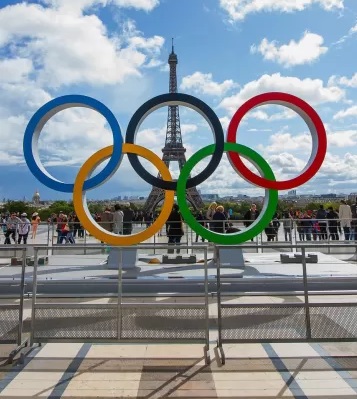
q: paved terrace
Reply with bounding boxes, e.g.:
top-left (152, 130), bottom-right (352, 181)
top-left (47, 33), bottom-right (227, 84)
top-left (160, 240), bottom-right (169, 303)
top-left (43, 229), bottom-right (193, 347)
top-left (1, 292), bottom-right (357, 398)
top-left (2, 341), bottom-right (357, 398)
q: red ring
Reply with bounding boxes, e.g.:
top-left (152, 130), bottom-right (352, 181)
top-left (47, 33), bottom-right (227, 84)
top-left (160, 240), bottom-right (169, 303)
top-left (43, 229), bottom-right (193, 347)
top-left (226, 92), bottom-right (327, 190)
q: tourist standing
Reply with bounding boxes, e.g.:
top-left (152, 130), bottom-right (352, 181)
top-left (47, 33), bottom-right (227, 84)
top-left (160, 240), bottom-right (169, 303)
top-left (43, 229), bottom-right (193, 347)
top-left (72, 214), bottom-right (81, 238)
top-left (113, 204), bottom-right (124, 235)
top-left (195, 210), bottom-right (206, 242)
top-left (316, 205), bottom-right (328, 240)
top-left (99, 207), bottom-right (113, 232)
top-left (31, 212), bottom-right (41, 239)
top-left (244, 204), bottom-right (260, 241)
top-left (166, 204), bottom-right (184, 253)
top-left (4, 213), bottom-right (20, 244)
top-left (211, 205), bottom-right (227, 233)
top-left (122, 203), bottom-right (134, 235)
top-left (339, 200), bottom-right (352, 240)
top-left (327, 207), bottom-right (339, 240)
top-left (351, 198), bottom-right (357, 241)
top-left (282, 211), bottom-right (293, 242)
top-left (265, 221), bottom-right (276, 242)
top-left (206, 202), bottom-right (217, 230)
top-left (17, 213), bottom-right (31, 244)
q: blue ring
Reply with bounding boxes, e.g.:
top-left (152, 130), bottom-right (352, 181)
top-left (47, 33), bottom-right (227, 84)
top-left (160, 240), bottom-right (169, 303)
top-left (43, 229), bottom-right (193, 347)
top-left (125, 93), bottom-right (224, 190)
top-left (23, 95), bottom-right (123, 192)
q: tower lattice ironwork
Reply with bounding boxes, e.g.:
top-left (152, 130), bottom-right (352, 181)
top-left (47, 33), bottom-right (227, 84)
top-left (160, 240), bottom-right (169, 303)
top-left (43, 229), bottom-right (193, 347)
top-left (144, 41), bottom-right (204, 214)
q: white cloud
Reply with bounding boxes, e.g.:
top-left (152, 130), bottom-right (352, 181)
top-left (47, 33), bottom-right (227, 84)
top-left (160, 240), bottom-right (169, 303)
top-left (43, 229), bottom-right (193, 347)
top-left (327, 128), bottom-right (357, 147)
top-left (251, 32), bottom-right (328, 67)
top-left (0, 3), bottom-right (164, 88)
top-left (268, 152), bottom-right (306, 173)
top-left (0, 58), bottom-right (33, 83)
top-left (332, 20), bottom-right (357, 45)
top-left (333, 105), bottom-right (357, 119)
top-left (247, 107), bottom-right (296, 121)
top-left (220, 0), bottom-right (344, 22)
top-left (0, 0), bottom-right (164, 174)
top-left (260, 132), bottom-right (312, 153)
top-left (219, 116), bottom-right (230, 131)
top-left (219, 73), bottom-right (344, 115)
top-left (180, 72), bottom-right (238, 96)
top-left (181, 124), bottom-right (198, 136)
top-left (318, 152), bottom-right (357, 179)
top-left (112, 0), bottom-right (159, 11)
top-left (43, 0), bottom-right (159, 14)
top-left (329, 73), bottom-right (357, 88)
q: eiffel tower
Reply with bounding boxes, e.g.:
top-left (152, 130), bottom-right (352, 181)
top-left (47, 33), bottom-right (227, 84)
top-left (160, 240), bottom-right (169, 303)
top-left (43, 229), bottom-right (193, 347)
top-left (143, 41), bottom-right (204, 214)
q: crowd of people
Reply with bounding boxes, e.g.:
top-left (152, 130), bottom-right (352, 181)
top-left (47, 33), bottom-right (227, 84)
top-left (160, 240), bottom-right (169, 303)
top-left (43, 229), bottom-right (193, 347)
top-left (262, 200), bottom-right (357, 242)
top-left (190, 199), bottom-right (357, 243)
top-left (2, 198), bottom-right (357, 247)
top-left (1, 212), bottom-right (41, 244)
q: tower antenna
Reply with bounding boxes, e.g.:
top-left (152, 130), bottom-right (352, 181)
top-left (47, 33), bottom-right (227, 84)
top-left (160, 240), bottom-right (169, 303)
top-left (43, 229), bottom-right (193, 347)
top-left (143, 44), bottom-right (204, 213)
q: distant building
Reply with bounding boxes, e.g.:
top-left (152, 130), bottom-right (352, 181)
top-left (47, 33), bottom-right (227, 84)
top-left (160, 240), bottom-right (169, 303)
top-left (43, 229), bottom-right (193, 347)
top-left (287, 190), bottom-right (297, 198)
top-left (201, 193), bottom-right (219, 201)
top-left (32, 190), bottom-right (40, 205)
top-left (348, 193), bottom-right (357, 201)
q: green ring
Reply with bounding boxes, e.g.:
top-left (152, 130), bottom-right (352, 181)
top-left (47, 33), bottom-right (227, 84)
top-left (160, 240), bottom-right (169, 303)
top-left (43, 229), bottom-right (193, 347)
top-left (177, 142), bottom-right (278, 244)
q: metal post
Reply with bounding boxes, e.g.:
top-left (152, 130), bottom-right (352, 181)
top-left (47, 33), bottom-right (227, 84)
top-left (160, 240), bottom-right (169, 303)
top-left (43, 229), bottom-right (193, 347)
top-left (153, 230), bottom-right (156, 255)
top-left (301, 247), bottom-right (312, 340)
top-left (216, 246), bottom-right (225, 364)
top-left (30, 247), bottom-right (39, 346)
top-left (216, 247), bottom-right (222, 344)
top-left (190, 226), bottom-right (193, 255)
top-left (203, 246), bottom-right (209, 363)
top-left (84, 228), bottom-right (87, 255)
top-left (186, 223), bottom-right (189, 254)
top-left (118, 247), bottom-right (123, 340)
top-left (17, 248), bottom-right (26, 345)
top-left (46, 223), bottom-right (50, 255)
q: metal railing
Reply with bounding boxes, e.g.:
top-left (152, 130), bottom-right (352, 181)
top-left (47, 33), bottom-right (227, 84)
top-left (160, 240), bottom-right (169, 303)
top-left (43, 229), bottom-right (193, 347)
top-left (29, 244), bottom-right (210, 364)
top-left (2, 240), bottom-right (357, 365)
top-left (0, 247), bottom-right (28, 363)
top-left (1, 218), bottom-right (356, 257)
top-left (215, 242), bottom-right (357, 365)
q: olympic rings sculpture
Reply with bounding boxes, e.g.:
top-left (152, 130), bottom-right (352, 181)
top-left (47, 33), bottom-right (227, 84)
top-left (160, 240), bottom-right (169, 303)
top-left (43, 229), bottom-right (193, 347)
top-left (23, 92), bottom-right (327, 245)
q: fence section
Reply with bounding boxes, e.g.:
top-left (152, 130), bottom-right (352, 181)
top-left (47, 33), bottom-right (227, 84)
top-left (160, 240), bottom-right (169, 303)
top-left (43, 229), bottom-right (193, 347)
top-left (29, 245), bottom-right (210, 363)
top-left (0, 248), bottom-right (28, 363)
top-left (216, 243), bottom-right (357, 364)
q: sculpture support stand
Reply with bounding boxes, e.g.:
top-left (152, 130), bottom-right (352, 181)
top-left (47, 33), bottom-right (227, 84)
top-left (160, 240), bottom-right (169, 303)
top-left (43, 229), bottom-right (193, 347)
top-left (107, 247), bottom-right (137, 270)
top-left (213, 246), bottom-right (245, 268)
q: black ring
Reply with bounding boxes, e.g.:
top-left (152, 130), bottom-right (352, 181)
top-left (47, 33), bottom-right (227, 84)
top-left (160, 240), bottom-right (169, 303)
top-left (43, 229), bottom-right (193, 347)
top-left (125, 93), bottom-right (224, 190)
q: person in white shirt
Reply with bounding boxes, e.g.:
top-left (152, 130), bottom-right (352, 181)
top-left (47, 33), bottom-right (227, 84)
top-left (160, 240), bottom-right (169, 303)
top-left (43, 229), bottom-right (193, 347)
top-left (339, 200), bottom-right (352, 240)
top-left (18, 213), bottom-right (31, 244)
top-left (113, 204), bottom-right (124, 235)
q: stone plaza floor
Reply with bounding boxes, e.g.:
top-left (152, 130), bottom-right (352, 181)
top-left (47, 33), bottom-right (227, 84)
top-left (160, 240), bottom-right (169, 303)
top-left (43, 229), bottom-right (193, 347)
top-left (1, 341), bottom-right (357, 398)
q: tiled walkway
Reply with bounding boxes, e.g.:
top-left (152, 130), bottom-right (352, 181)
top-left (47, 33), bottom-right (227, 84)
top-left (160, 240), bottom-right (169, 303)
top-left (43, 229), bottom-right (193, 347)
top-left (1, 342), bottom-right (357, 398)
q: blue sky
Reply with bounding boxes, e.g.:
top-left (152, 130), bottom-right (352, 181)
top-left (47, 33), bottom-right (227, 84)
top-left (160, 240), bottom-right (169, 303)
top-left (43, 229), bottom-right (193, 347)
top-left (1, 0), bottom-right (357, 200)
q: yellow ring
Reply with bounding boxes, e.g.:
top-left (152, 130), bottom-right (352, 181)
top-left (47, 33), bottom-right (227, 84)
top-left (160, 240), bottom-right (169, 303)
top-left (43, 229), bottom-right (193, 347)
top-left (73, 143), bottom-right (174, 246)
